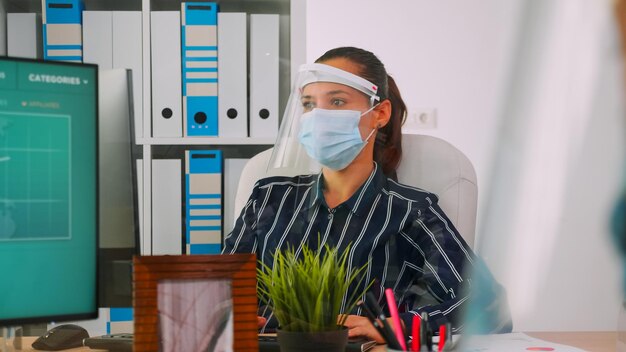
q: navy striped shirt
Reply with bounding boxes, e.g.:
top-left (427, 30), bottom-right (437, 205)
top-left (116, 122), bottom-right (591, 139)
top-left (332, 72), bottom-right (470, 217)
top-left (223, 162), bottom-right (511, 333)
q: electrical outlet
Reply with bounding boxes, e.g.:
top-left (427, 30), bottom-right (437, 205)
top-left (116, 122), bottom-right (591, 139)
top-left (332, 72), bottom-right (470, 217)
top-left (402, 108), bottom-right (437, 132)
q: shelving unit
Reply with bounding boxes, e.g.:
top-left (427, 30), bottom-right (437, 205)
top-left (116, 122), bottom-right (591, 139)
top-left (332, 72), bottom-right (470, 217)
top-left (0, 0), bottom-right (308, 254)
top-left (139, 0), bottom-right (303, 255)
top-left (139, 136), bottom-right (276, 145)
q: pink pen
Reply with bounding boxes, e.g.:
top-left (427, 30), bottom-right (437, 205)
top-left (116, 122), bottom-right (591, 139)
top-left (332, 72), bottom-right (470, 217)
top-left (411, 315), bottom-right (420, 352)
top-left (385, 288), bottom-right (407, 351)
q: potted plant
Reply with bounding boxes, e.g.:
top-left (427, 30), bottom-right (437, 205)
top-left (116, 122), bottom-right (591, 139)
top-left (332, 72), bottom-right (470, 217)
top-left (257, 244), bottom-right (372, 352)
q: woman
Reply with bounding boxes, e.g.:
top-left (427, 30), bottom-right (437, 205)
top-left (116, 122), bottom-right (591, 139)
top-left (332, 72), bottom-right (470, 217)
top-left (224, 47), bottom-right (511, 342)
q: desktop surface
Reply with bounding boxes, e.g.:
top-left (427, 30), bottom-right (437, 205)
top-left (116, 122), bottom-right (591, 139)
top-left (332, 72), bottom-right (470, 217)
top-left (2, 331), bottom-right (617, 351)
top-left (526, 331), bottom-right (617, 352)
top-left (1, 337), bottom-right (105, 351)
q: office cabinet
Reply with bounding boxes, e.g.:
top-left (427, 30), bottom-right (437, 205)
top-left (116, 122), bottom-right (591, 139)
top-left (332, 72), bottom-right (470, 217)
top-left (1, 0), bottom-right (307, 255)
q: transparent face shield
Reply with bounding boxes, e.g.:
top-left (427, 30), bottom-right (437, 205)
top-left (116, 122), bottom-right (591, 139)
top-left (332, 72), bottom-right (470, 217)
top-left (266, 63), bottom-right (380, 177)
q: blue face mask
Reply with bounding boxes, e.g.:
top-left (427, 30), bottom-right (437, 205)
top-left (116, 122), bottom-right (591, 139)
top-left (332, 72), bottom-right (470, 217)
top-left (297, 107), bottom-right (377, 171)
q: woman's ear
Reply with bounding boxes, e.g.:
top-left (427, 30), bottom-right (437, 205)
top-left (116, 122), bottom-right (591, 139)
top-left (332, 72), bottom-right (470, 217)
top-left (375, 99), bottom-right (392, 128)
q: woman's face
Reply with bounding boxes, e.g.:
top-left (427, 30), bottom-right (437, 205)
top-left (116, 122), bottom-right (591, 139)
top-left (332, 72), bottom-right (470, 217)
top-left (300, 58), bottom-right (378, 138)
top-left (300, 81), bottom-right (370, 113)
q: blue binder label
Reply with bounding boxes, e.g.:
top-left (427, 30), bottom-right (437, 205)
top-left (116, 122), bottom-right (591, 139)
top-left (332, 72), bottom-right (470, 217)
top-left (181, 2), bottom-right (219, 137)
top-left (185, 150), bottom-right (223, 254)
top-left (42, 0), bottom-right (84, 62)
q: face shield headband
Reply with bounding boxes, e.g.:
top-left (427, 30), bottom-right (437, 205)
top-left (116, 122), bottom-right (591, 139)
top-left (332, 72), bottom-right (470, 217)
top-left (298, 63), bottom-right (381, 105)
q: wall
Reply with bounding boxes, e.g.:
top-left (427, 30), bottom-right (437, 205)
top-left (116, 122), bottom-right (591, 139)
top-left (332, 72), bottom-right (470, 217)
top-left (476, 0), bottom-right (624, 331)
top-left (305, 0), bottom-right (624, 331)
top-left (305, 0), bottom-right (523, 229)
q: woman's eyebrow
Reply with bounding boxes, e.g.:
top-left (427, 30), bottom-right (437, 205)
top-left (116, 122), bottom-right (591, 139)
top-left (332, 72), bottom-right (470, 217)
top-left (325, 89), bottom-right (351, 96)
top-left (301, 90), bottom-right (351, 100)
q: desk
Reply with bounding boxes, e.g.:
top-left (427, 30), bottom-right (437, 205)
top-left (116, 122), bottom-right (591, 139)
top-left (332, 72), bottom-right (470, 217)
top-left (368, 331), bottom-right (617, 352)
top-left (4, 332), bottom-right (619, 351)
top-left (1, 337), bottom-right (106, 351)
top-left (526, 331), bottom-right (617, 352)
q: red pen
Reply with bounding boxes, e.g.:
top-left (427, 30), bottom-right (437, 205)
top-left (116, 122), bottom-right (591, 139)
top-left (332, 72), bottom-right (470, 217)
top-left (438, 324), bottom-right (446, 351)
top-left (411, 315), bottom-right (420, 351)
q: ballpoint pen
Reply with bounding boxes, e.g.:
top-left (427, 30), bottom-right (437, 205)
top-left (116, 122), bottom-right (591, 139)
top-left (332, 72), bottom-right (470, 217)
top-left (442, 322), bottom-right (455, 351)
top-left (411, 315), bottom-right (420, 352)
top-left (365, 292), bottom-right (403, 350)
top-left (420, 312), bottom-right (430, 352)
top-left (438, 324), bottom-right (446, 352)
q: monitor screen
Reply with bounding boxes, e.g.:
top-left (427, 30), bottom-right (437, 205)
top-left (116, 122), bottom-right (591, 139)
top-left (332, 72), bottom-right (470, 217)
top-left (0, 57), bottom-right (98, 326)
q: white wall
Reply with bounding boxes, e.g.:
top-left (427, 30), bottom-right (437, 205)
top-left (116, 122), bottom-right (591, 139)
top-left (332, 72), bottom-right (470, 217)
top-left (476, 0), bottom-right (624, 331)
top-left (305, 0), bottom-right (624, 331)
top-left (305, 0), bottom-right (523, 230)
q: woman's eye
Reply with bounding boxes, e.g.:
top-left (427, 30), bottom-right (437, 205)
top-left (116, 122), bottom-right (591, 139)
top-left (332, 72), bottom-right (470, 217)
top-left (302, 101), bottom-right (315, 111)
top-left (331, 99), bottom-right (345, 107)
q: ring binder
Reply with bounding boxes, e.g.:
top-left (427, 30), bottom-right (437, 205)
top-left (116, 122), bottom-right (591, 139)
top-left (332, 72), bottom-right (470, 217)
top-left (151, 11), bottom-right (183, 138)
top-left (217, 12), bottom-right (248, 138)
top-left (185, 150), bottom-right (223, 254)
top-left (42, 0), bottom-right (84, 62)
top-left (249, 14), bottom-right (279, 138)
top-left (181, 2), bottom-right (219, 137)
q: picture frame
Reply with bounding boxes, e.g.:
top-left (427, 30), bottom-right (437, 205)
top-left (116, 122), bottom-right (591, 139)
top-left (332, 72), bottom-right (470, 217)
top-left (133, 254), bottom-right (258, 351)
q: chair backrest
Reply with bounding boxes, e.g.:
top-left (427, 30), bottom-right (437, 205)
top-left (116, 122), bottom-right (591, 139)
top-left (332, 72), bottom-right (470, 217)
top-left (233, 134), bottom-right (477, 247)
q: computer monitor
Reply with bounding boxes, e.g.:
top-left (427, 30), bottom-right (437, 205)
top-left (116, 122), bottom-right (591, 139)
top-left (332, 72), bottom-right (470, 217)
top-left (0, 57), bottom-right (99, 326)
top-left (96, 69), bottom-right (141, 308)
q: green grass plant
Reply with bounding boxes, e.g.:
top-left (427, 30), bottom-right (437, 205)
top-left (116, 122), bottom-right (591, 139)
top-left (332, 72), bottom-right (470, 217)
top-left (257, 243), bottom-right (373, 332)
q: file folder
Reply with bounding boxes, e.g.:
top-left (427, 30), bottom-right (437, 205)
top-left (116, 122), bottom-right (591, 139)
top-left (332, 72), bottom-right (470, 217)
top-left (7, 13), bottom-right (41, 59)
top-left (42, 0), bottom-right (84, 62)
top-left (181, 2), bottom-right (218, 137)
top-left (249, 14), bottom-right (279, 138)
top-left (82, 11), bottom-right (112, 69)
top-left (217, 12), bottom-right (247, 138)
top-left (185, 150), bottom-right (223, 255)
top-left (152, 159), bottom-right (182, 255)
top-left (151, 11), bottom-right (182, 137)
top-left (108, 307), bottom-right (134, 334)
top-left (84, 11), bottom-right (142, 138)
top-left (113, 11), bottom-right (143, 140)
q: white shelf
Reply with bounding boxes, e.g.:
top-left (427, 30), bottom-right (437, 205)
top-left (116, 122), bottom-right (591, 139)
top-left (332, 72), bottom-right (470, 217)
top-left (138, 137), bottom-right (275, 145)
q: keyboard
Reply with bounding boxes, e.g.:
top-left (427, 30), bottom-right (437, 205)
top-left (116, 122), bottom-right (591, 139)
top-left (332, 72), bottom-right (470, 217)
top-left (258, 334), bottom-right (377, 352)
top-left (83, 332), bottom-right (378, 352)
top-left (83, 333), bottom-right (133, 352)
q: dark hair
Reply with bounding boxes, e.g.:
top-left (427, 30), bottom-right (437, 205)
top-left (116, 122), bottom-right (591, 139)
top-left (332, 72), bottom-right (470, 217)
top-left (316, 47), bottom-right (407, 180)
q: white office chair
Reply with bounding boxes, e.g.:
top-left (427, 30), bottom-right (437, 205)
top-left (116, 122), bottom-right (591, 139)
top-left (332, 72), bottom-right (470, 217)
top-left (233, 134), bottom-right (478, 247)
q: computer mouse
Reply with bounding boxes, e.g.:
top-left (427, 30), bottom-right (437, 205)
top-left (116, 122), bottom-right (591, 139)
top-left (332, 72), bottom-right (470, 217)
top-left (31, 324), bottom-right (89, 351)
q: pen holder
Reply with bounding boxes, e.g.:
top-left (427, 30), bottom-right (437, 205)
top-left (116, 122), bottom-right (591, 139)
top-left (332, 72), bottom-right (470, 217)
top-left (276, 328), bottom-right (349, 352)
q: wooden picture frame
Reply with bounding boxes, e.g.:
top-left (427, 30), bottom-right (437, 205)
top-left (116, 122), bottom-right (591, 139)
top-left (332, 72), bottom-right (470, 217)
top-left (133, 254), bottom-right (258, 351)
